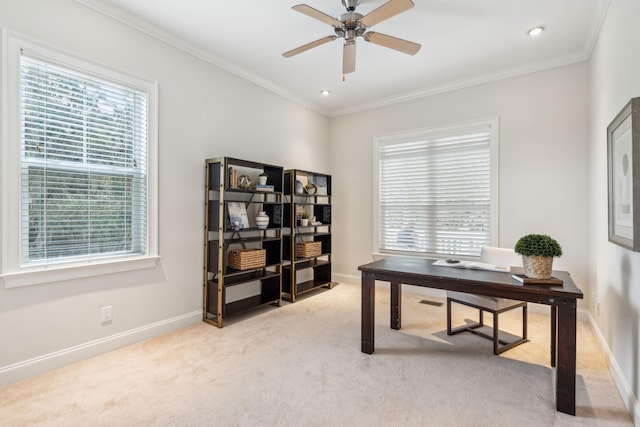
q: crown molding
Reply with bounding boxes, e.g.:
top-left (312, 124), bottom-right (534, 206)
top-left (329, 50), bottom-right (591, 117)
top-left (583, 0), bottom-right (611, 59)
top-left (330, 0), bottom-right (609, 118)
top-left (75, 0), bottom-right (608, 119)
top-left (74, 0), bottom-right (330, 116)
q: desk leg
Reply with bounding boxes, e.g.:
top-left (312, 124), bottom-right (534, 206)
top-left (391, 282), bottom-right (401, 330)
top-left (361, 272), bottom-right (375, 354)
top-left (551, 305), bottom-right (557, 368)
top-left (556, 299), bottom-right (577, 415)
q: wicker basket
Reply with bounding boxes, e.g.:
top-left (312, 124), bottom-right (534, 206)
top-left (296, 241), bottom-right (322, 258)
top-left (228, 248), bottom-right (266, 270)
top-left (522, 255), bottom-right (553, 279)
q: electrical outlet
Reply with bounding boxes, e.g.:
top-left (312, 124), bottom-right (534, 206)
top-left (100, 306), bottom-right (113, 324)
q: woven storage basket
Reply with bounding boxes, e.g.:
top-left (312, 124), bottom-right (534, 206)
top-left (522, 255), bottom-right (553, 279)
top-left (228, 248), bottom-right (266, 270)
top-left (296, 241), bottom-right (322, 258)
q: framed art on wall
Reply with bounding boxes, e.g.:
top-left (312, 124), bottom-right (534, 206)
top-left (608, 97), bottom-right (640, 251)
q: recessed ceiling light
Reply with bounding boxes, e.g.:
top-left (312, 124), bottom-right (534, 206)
top-left (528, 26), bottom-right (544, 37)
top-left (320, 90), bottom-right (331, 96)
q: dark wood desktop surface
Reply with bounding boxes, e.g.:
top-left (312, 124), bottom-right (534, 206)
top-left (358, 256), bottom-right (584, 416)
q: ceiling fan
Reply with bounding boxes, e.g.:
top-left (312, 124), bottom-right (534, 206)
top-left (282, 0), bottom-right (421, 75)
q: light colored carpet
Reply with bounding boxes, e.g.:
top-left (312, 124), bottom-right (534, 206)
top-left (0, 282), bottom-right (632, 426)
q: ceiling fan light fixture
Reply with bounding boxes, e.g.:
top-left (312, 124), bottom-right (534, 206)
top-left (528, 26), bottom-right (544, 37)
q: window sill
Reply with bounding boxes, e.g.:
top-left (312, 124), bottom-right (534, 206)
top-left (1, 256), bottom-right (161, 288)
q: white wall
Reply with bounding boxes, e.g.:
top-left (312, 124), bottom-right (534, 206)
top-left (0, 0), bottom-right (329, 384)
top-left (588, 0), bottom-right (640, 419)
top-left (329, 62), bottom-right (590, 303)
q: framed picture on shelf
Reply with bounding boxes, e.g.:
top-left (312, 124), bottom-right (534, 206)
top-left (271, 204), bottom-right (282, 226)
top-left (228, 202), bottom-right (249, 229)
top-left (607, 97), bottom-right (640, 251)
top-left (314, 175), bottom-right (328, 196)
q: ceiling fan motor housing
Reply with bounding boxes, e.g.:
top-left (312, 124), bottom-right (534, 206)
top-left (336, 12), bottom-right (364, 41)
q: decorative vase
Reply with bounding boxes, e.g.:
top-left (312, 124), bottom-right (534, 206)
top-left (300, 218), bottom-right (309, 226)
top-left (255, 211), bottom-right (269, 229)
top-left (258, 176), bottom-right (267, 185)
top-left (295, 180), bottom-right (304, 194)
top-left (522, 255), bottom-right (553, 279)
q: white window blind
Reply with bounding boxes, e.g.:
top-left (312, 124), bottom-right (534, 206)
top-left (376, 121), bottom-right (497, 258)
top-left (19, 54), bottom-right (148, 267)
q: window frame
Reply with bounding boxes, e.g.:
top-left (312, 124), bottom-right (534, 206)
top-left (372, 118), bottom-right (499, 260)
top-left (1, 31), bottom-right (159, 288)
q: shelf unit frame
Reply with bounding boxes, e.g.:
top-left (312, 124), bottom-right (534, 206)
top-left (204, 157), bottom-right (284, 327)
top-left (282, 169), bottom-right (333, 302)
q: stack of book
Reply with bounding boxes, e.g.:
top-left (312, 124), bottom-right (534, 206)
top-left (511, 273), bottom-right (563, 285)
top-left (255, 184), bottom-right (274, 192)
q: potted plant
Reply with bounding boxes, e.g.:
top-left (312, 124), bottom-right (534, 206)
top-left (258, 171), bottom-right (268, 186)
top-left (514, 234), bottom-right (563, 279)
top-left (300, 212), bottom-right (310, 226)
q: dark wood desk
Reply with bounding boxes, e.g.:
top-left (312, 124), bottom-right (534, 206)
top-left (358, 256), bottom-right (583, 415)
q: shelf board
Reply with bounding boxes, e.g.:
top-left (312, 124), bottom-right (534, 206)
top-left (295, 256), bottom-right (330, 264)
top-left (210, 235), bottom-right (281, 245)
top-left (294, 279), bottom-right (332, 295)
top-left (283, 258), bottom-right (330, 269)
top-left (224, 188), bottom-right (283, 195)
top-left (218, 268), bottom-right (281, 286)
top-left (223, 227), bottom-right (282, 233)
top-left (225, 295), bottom-right (280, 317)
top-left (291, 231), bottom-right (331, 237)
top-left (284, 201), bottom-right (331, 206)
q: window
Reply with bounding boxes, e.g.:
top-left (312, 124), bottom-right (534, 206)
top-left (374, 119), bottom-right (498, 258)
top-left (2, 33), bottom-right (158, 287)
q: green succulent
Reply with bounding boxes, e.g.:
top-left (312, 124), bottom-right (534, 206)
top-left (300, 212), bottom-right (310, 219)
top-left (514, 234), bottom-right (562, 258)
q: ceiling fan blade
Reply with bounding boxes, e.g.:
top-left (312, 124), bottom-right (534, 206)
top-left (364, 31), bottom-right (421, 55)
top-left (283, 35), bottom-right (337, 58)
top-left (291, 4), bottom-right (343, 28)
top-left (343, 41), bottom-right (356, 74)
top-left (360, 0), bottom-right (415, 28)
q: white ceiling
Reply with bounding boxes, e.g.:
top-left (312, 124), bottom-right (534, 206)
top-left (77, 0), bottom-right (609, 117)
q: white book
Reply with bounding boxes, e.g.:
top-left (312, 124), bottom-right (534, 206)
top-left (432, 259), bottom-right (511, 273)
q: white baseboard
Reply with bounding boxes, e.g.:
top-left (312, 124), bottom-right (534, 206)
top-left (585, 311), bottom-right (639, 424)
top-left (0, 310), bottom-right (201, 387)
top-left (332, 272), bottom-right (359, 285)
